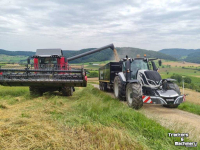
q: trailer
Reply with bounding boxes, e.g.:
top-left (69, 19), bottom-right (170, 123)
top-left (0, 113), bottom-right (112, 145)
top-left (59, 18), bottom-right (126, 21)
top-left (99, 62), bottom-right (122, 91)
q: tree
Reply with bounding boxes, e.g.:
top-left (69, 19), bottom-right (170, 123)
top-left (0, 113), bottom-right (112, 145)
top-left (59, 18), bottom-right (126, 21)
top-left (184, 77), bottom-right (191, 84)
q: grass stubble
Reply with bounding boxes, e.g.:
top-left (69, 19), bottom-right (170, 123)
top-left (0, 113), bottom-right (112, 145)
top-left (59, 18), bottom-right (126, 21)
top-left (0, 85), bottom-right (198, 150)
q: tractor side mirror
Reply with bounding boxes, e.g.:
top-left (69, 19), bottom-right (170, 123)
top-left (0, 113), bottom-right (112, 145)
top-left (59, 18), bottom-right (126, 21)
top-left (27, 57), bottom-right (30, 64)
top-left (151, 61), bottom-right (158, 71)
top-left (158, 59), bottom-right (162, 66)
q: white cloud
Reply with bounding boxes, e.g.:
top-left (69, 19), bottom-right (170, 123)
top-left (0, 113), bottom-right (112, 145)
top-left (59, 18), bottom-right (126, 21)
top-left (0, 0), bottom-right (199, 51)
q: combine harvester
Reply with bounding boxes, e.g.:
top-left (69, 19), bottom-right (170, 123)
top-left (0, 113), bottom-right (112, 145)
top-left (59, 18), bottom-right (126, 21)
top-left (0, 44), bottom-right (114, 96)
top-left (99, 54), bottom-right (185, 109)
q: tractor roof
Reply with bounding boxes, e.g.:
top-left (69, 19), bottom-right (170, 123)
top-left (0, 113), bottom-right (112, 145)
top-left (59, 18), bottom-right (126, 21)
top-left (35, 49), bottom-right (63, 57)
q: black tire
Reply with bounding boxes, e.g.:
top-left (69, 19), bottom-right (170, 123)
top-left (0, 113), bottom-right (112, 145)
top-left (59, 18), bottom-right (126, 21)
top-left (126, 83), bottom-right (143, 109)
top-left (62, 86), bottom-right (73, 96)
top-left (99, 82), bottom-right (102, 90)
top-left (113, 76), bottom-right (125, 101)
top-left (29, 86), bottom-right (43, 96)
top-left (167, 82), bottom-right (181, 95)
top-left (103, 83), bottom-right (108, 91)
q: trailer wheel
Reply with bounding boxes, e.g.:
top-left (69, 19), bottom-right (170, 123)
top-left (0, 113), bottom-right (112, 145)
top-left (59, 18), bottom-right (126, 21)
top-left (102, 83), bottom-right (108, 91)
top-left (126, 83), bottom-right (143, 109)
top-left (114, 76), bottom-right (125, 101)
top-left (29, 86), bottom-right (43, 96)
top-left (62, 86), bottom-right (73, 96)
top-left (99, 82), bottom-right (102, 90)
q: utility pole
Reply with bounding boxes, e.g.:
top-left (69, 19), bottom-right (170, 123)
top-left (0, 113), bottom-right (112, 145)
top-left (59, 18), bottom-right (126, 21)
top-left (182, 76), bottom-right (185, 94)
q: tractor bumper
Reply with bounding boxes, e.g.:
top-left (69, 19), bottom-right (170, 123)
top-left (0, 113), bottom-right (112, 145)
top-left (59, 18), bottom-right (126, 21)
top-left (142, 95), bottom-right (185, 104)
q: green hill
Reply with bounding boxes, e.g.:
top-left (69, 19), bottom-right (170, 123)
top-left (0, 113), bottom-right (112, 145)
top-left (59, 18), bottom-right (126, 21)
top-left (0, 47), bottom-right (177, 63)
top-left (64, 47), bottom-right (177, 63)
top-left (159, 48), bottom-right (200, 63)
top-left (185, 51), bottom-right (200, 63)
top-left (0, 49), bottom-right (34, 56)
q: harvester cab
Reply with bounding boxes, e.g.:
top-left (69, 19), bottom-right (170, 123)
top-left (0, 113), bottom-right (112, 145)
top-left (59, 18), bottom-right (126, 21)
top-left (30, 49), bottom-right (69, 71)
top-left (99, 54), bottom-right (185, 109)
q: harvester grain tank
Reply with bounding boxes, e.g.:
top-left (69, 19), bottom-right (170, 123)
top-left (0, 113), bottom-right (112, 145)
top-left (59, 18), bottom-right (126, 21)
top-left (99, 54), bottom-right (185, 109)
top-left (0, 44), bottom-right (114, 96)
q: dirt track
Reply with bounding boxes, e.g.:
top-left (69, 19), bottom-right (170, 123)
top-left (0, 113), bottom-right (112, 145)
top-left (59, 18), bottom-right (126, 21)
top-left (92, 84), bottom-right (200, 142)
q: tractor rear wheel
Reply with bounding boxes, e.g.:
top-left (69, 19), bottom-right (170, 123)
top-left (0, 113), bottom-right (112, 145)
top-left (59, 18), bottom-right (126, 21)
top-left (62, 86), bottom-right (73, 96)
top-left (29, 86), bottom-right (43, 96)
top-left (114, 76), bottom-right (125, 101)
top-left (126, 83), bottom-right (143, 109)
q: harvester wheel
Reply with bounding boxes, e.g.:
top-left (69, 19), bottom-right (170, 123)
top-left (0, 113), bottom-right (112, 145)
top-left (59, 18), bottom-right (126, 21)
top-left (29, 86), bottom-right (43, 96)
top-left (126, 83), bottom-right (143, 109)
top-left (114, 76), bottom-right (125, 101)
top-left (62, 86), bottom-right (73, 96)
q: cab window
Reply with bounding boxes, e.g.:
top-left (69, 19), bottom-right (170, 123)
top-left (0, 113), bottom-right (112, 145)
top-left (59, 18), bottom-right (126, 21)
top-left (131, 60), bottom-right (148, 79)
top-left (39, 58), bottom-right (57, 64)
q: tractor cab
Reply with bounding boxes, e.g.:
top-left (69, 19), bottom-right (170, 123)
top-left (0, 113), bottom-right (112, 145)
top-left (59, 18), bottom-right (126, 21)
top-left (121, 55), bottom-right (162, 88)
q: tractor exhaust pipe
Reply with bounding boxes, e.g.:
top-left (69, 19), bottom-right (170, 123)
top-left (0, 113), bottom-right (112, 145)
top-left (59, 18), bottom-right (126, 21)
top-left (67, 43), bottom-right (114, 61)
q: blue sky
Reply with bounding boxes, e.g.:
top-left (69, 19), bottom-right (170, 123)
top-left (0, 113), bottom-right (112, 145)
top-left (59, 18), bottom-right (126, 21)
top-left (0, 0), bottom-right (199, 51)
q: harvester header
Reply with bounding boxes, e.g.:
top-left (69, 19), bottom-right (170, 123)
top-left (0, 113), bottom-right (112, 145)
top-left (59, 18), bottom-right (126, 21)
top-left (0, 44), bottom-right (115, 96)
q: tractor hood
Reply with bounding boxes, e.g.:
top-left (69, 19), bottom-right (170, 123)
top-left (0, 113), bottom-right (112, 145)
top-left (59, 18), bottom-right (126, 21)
top-left (137, 70), bottom-right (162, 88)
top-left (144, 70), bottom-right (162, 84)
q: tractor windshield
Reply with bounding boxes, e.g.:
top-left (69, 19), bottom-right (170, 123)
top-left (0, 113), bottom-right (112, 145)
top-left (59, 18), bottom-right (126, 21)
top-left (131, 59), bottom-right (148, 79)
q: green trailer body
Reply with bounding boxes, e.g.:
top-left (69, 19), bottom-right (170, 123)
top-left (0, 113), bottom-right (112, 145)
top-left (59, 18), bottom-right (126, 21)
top-left (99, 62), bottom-right (122, 90)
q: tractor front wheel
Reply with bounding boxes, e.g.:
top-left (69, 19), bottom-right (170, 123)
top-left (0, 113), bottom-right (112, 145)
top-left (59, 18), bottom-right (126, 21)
top-left (126, 83), bottom-right (143, 109)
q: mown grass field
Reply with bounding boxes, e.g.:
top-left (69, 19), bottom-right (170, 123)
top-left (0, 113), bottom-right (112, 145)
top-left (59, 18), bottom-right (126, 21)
top-left (0, 85), bottom-right (198, 149)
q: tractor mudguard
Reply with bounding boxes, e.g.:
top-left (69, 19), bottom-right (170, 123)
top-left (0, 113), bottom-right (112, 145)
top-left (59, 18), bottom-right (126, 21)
top-left (162, 78), bottom-right (176, 82)
top-left (118, 72), bottom-right (126, 82)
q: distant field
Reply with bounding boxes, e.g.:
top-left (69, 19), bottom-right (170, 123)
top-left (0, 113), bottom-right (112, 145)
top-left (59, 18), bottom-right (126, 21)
top-left (163, 61), bottom-right (200, 67)
top-left (0, 55), bottom-right (27, 63)
top-left (159, 67), bottom-right (200, 77)
top-left (71, 61), bottom-right (112, 70)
